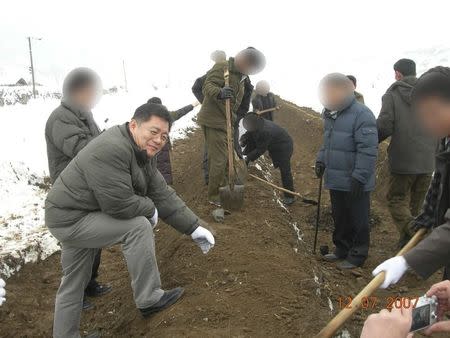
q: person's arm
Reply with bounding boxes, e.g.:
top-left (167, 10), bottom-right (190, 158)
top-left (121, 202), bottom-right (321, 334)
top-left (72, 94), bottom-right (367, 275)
top-left (192, 76), bottom-right (205, 103)
top-left (51, 118), bottom-right (94, 158)
top-left (352, 109), bottom-right (378, 185)
top-left (146, 162), bottom-right (199, 235)
top-left (84, 144), bottom-right (156, 220)
top-left (246, 131), bottom-right (271, 162)
top-left (202, 62), bottom-right (225, 102)
top-left (377, 92), bottom-right (395, 143)
top-left (170, 104), bottom-right (194, 121)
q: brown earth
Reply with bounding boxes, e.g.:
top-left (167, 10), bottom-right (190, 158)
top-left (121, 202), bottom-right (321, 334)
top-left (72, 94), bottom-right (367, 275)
top-left (0, 100), bottom-right (445, 338)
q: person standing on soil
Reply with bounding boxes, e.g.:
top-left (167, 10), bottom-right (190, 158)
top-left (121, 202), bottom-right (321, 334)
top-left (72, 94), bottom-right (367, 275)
top-left (146, 96), bottom-right (200, 185)
top-left (346, 75), bottom-right (365, 104)
top-left (315, 73), bottom-right (378, 269)
top-left (45, 102), bottom-right (215, 338)
top-left (377, 59), bottom-right (437, 248)
top-left (44, 68), bottom-right (111, 311)
top-left (197, 47), bottom-right (266, 206)
top-left (240, 113), bottom-right (296, 205)
top-left (252, 80), bottom-right (278, 120)
top-left (373, 66), bottom-right (450, 289)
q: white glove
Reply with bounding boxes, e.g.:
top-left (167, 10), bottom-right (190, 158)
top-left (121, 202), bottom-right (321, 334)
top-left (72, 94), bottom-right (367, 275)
top-left (191, 226), bottom-right (215, 254)
top-left (192, 100), bottom-right (200, 107)
top-left (150, 208), bottom-right (158, 228)
top-left (0, 278), bottom-right (6, 306)
top-left (372, 256), bottom-right (409, 289)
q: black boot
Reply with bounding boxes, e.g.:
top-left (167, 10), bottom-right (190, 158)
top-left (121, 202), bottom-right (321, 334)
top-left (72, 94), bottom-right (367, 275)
top-left (140, 287), bottom-right (184, 318)
top-left (85, 280), bottom-right (112, 298)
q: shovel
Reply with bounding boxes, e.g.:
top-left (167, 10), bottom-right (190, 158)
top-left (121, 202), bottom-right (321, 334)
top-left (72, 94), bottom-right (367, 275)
top-left (249, 173), bottom-right (318, 206)
top-left (219, 67), bottom-right (245, 211)
top-left (256, 106), bottom-right (281, 115)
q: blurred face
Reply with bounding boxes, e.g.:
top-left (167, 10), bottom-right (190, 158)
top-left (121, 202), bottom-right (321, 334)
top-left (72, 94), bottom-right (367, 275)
top-left (415, 96), bottom-right (450, 137)
top-left (395, 71), bottom-right (404, 81)
top-left (319, 84), bottom-right (350, 110)
top-left (72, 84), bottom-right (102, 110)
top-left (129, 116), bottom-right (170, 157)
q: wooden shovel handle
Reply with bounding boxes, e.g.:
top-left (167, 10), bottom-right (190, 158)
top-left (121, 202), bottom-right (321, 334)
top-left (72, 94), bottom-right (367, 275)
top-left (224, 68), bottom-right (235, 190)
top-left (315, 228), bottom-right (427, 338)
top-left (256, 106), bottom-right (281, 115)
top-left (249, 173), bottom-right (307, 199)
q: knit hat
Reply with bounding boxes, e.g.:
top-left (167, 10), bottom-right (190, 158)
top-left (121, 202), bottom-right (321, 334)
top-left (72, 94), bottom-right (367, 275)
top-left (346, 75), bottom-right (357, 87)
top-left (394, 59), bottom-right (416, 77)
top-left (147, 97), bottom-right (162, 104)
top-left (412, 66), bottom-right (450, 102)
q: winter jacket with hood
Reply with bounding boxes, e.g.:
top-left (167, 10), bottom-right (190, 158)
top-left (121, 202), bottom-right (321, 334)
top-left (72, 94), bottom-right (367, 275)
top-left (317, 97), bottom-right (378, 192)
top-left (45, 98), bottom-right (101, 183)
top-left (252, 92), bottom-right (277, 121)
top-left (45, 123), bottom-right (199, 235)
top-left (377, 76), bottom-right (436, 174)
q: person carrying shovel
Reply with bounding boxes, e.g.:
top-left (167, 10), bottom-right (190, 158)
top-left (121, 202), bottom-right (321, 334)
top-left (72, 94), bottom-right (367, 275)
top-left (252, 80), bottom-right (279, 121)
top-left (196, 47), bottom-right (266, 207)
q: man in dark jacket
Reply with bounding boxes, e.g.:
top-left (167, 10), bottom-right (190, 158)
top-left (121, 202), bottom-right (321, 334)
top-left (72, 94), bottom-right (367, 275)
top-left (46, 103), bottom-right (215, 338)
top-left (373, 66), bottom-right (450, 288)
top-left (315, 73), bottom-right (378, 269)
top-left (197, 47), bottom-right (265, 205)
top-left (147, 97), bottom-right (199, 184)
top-left (240, 113), bottom-right (295, 205)
top-left (377, 59), bottom-right (437, 247)
top-left (252, 80), bottom-right (278, 120)
top-left (44, 68), bottom-right (110, 310)
top-left (346, 75), bottom-right (365, 104)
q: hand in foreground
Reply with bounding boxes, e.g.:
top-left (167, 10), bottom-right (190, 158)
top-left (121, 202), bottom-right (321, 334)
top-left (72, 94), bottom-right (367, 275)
top-left (191, 225), bottom-right (215, 254)
top-left (0, 278), bottom-right (5, 306)
top-left (423, 280), bottom-right (450, 335)
top-left (315, 161), bottom-right (325, 178)
top-left (372, 256), bottom-right (409, 289)
top-left (217, 86), bottom-right (234, 100)
top-left (360, 306), bottom-right (413, 338)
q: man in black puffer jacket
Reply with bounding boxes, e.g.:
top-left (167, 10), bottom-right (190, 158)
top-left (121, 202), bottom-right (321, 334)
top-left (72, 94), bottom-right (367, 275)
top-left (240, 113), bottom-right (295, 205)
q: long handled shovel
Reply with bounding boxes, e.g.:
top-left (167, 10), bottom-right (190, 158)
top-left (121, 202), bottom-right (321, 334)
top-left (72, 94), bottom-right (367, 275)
top-left (315, 228), bottom-right (427, 338)
top-left (256, 106), bottom-right (281, 116)
top-left (313, 176), bottom-right (323, 254)
top-left (249, 173), bottom-right (318, 206)
top-left (219, 68), bottom-right (245, 211)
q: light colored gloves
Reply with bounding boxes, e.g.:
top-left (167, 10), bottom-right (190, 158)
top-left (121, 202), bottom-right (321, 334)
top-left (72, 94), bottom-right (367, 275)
top-left (192, 100), bottom-right (200, 107)
top-left (150, 208), bottom-right (158, 228)
top-left (0, 278), bottom-right (6, 306)
top-left (191, 226), bottom-right (215, 254)
top-left (372, 256), bottom-right (409, 289)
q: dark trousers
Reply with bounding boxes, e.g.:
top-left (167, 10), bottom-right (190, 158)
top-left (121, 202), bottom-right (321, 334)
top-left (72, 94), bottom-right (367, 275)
top-left (278, 160), bottom-right (295, 197)
top-left (330, 190), bottom-right (370, 266)
top-left (85, 249), bottom-right (102, 292)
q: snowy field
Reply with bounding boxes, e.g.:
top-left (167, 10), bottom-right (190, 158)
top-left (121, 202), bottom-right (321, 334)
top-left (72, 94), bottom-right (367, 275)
top-left (0, 86), bottom-right (200, 278)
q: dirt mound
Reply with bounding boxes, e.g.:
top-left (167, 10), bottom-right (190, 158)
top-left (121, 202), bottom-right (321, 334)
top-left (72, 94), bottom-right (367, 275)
top-left (0, 100), bottom-right (443, 337)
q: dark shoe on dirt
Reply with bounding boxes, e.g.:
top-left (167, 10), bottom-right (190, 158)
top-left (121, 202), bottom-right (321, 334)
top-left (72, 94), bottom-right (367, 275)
top-left (85, 281), bottom-right (112, 298)
top-left (83, 298), bottom-right (94, 311)
top-left (140, 287), bottom-right (184, 318)
top-left (322, 253), bottom-right (342, 263)
top-left (282, 196), bottom-right (296, 206)
top-left (337, 260), bottom-right (358, 270)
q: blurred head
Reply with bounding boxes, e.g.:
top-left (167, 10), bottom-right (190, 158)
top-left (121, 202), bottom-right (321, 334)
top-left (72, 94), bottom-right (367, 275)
top-left (346, 75), bottom-right (357, 90)
top-left (319, 73), bottom-right (354, 111)
top-left (243, 112), bottom-right (264, 132)
top-left (394, 58), bottom-right (416, 81)
top-left (147, 97), bottom-right (162, 104)
top-left (129, 103), bottom-right (172, 157)
top-left (63, 67), bottom-right (102, 110)
top-left (235, 47), bottom-right (266, 75)
top-left (210, 50), bottom-right (226, 63)
top-left (412, 66), bottom-right (450, 138)
top-left (255, 80), bottom-right (270, 96)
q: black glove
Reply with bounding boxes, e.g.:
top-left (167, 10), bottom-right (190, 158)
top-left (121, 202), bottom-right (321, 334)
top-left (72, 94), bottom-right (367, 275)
top-left (217, 86), bottom-right (234, 100)
top-left (350, 178), bottom-right (364, 199)
top-left (315, 162), bottom-right (326, 178)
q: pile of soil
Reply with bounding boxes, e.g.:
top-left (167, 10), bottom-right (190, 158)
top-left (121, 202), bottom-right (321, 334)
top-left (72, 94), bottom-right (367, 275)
top-left (0, 100), bottom-right (444, 337)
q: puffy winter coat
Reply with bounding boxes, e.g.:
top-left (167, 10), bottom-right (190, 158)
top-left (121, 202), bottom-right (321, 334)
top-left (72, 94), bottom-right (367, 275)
top-left (377, 76), bottom-right (436, 174)
top-left (45, 99), bottom-right (100, 183)
top-left (317, 97), bottom-right (378, 192)
top-left (45, 123), bottom-right (199, 235)
top-left (252, 93), bottom-right (277, 120)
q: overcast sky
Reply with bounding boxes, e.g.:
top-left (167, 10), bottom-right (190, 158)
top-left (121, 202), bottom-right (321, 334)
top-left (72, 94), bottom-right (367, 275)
top-left (1, 0), bottom-right (449, 105)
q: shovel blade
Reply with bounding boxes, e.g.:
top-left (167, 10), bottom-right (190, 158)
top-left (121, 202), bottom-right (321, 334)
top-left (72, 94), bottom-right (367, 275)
top-left (219, 184), bottom-right (245, 211)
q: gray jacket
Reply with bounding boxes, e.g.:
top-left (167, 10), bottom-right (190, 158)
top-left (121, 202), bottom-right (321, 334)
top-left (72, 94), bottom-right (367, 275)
top-left (377, 76), bottom-right (436, 174)
top-left (45, 123), bottom-right (199, 235)
top-left (45, 99), bottom-right (100, 183)
top-left (317, 97), bottom-right (378, 192)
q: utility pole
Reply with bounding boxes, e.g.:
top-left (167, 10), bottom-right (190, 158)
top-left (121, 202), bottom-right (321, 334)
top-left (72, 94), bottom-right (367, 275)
top-left (122, 60), bottom-right (128, 92)
top-left (27, 37), bottom-right (36, 98)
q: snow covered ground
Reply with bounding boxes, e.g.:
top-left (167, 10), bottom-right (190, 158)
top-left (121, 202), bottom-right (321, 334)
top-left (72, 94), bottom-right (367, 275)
top-left (0, 86), bottom-right (200, 278)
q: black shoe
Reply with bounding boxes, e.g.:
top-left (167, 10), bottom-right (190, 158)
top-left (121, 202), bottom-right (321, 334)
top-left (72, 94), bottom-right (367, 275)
top-left (337, 260), bottom-right (359, 270)
top-left (85, 281), bottom-right (112, 298)
top-left (323, 253), bottom-right (343, 263)
top-left (140, 287), bottom-right (184, 318)
top-left (282, 196), bottom-right (296, 206)
top-left (83, 298), bottom-right (94, 311)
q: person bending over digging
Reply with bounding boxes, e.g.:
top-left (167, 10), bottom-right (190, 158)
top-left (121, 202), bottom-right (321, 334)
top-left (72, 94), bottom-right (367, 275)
top-left (240, 113), bottom-right (296, 206)
top-left (315, 73), bottom-right (378, 269)
top-left (45, 103), bottom-right (215, 338)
